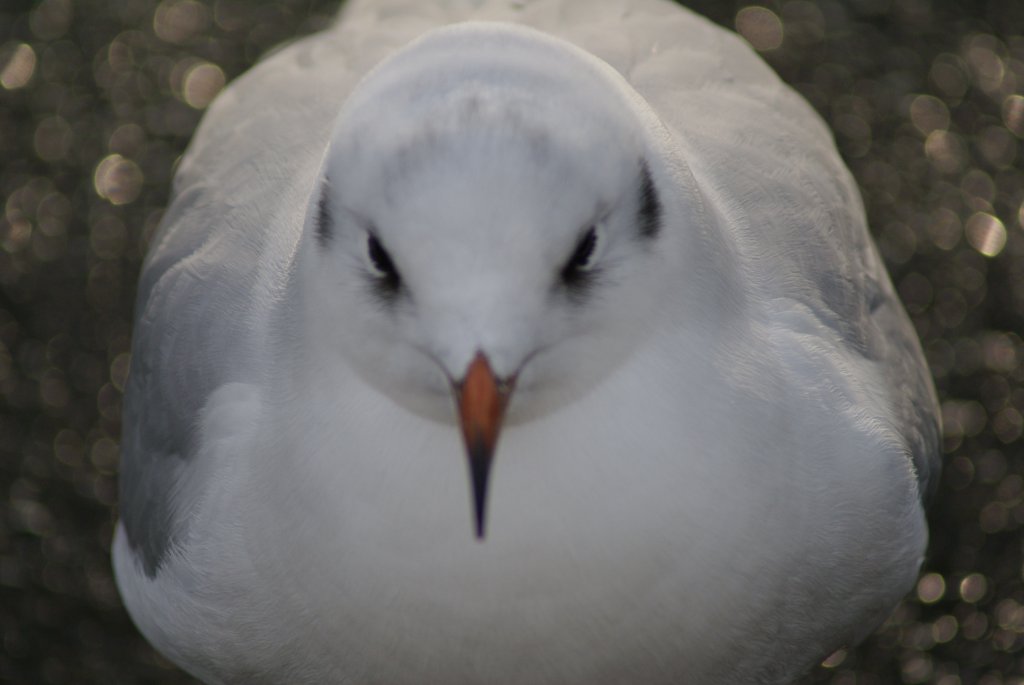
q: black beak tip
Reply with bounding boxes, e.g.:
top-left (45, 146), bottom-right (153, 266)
top-left (468, 443), bottom-right (493, 540)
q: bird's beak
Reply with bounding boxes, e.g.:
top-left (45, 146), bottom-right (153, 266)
top-left (453, 352), bottom-right (514, 539)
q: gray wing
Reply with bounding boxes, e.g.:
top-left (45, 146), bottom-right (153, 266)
top-left (118, 22), bottom-right (367, 576)
top-left (608, 6), bottom-right (942, 501)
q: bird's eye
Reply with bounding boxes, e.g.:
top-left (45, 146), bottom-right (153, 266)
top-left (561, 226), bottom-right (598, 283)
top-left (366, 234), bottom-right (401, 289)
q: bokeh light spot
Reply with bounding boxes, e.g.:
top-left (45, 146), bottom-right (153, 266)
top-left (10, 496), bottom-right (55, 537)
top-left (994, 599), bottom-right (1024, 632)
top-left (780, 2), bottom-right (824, 46)
top-left (39, 374), bottom-right (69, 410)
top-left (33, 116), bottom-right (72, 162)
top-left (960, 573), bottom-right (988, 603)
top-left (108, 123), bottom-right (146, 156)
top-left (89, 214), bottom-right (128, 260)
top-left (924, 130), bottom-right (966, 174)
top-left (2, 219), bottom-right (32, 254)
top-left (977, 126), bottom-right (1016, 169)
top-left (213, 0), bottom-right (248, 32)
top-left (29, 0), bottom-right (72, 41)
top-left (37, 191), bottom-right (71, 238)
top-left (926, 207), bottom-right (962, 250)
top-left (917, 572), bottom-right (947, 604)
top-left (93, 154), bottom-right (144, 206)
top-left (900, 653), bottom-right (934, 683)
top-left (942, 400), bottom-right (987, 443)
top-left (821, 648), bottom-right (847, 668)
top-left (932, 615), bottom-right (958, 644)
top-left (960, 169), bottom-right (996, 211)
top-left (89, 437), bottom-right (119, 475)
top-left (1004, 94), bottom-right (1024, 137)
top-left (963, 34), bottom-right (1006, 96)
top-left (964, 212), bottom-right (1006, 257)
top-left (980, 331), bottom-right (1020, 373)
top-left (110, 353), bottom-right (131, 392)
top-left (154, 0), bottom-right (210, 45)
top-left (929, 54), bottom-right (969, 101)
top-left (0, 43), bottom-right (37, 90)
top-left (910, 94), bottom-right (950, 135)
top-left (183, 61), bottom-right (226, 109)
top-left (979, 501), bottom-right (1009, 533)
top-left (735, 7), bottom-right (783, 52)
top-left (970, 450), bottom-right (1003, 483)
top-left (898, 272), bottom-right (933, 314)
top-left (960, 611), bottom-right (988, 639)
top-left (992, 407), bottom-right (1022, 444)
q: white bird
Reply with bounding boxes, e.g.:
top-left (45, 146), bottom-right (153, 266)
top-left (113, 0), bottom-right (941, 683)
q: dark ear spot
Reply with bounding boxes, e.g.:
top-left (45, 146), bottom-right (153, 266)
top-left (637, 159), bottom-right (662, 240)
top-left (315, 183), bottom-right (332, 246)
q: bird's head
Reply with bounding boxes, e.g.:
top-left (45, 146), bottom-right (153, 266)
top-left (297, 23), bottom-right (693, 536)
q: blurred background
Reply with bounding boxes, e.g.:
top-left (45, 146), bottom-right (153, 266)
top-left (0, 0), bottom-right (1021, 682)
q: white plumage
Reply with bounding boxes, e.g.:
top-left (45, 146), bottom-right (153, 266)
top-left (113, 1), bottom-right (940, 683)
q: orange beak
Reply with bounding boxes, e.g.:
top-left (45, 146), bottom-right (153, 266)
top-left (454, 352), bottom-right (514, 538)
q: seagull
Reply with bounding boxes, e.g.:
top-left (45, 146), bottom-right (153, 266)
top-left (113, 0), bottom-right (941, 683)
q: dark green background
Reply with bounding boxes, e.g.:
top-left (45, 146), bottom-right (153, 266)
top-left (1, 0), bottom-right (1022, 682)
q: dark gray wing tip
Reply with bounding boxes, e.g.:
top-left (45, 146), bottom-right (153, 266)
top-left (119, 446), bottom-right (183, 578)
top-left (637, 158), bottom-right (663, 240)
top-left (315, 181), bottom-right (332, 245)
top-left (914, 414), bottom-right (943, 507)
top-left (122, 517), bottom-right (174, 578)
top-left (118, 379), bottom-right (190, 579)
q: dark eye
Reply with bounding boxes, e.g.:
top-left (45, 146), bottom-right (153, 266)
top-left (561, 226), bottom-right (598, 286)
top-left (366, 234), bottom-right (401, 291)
